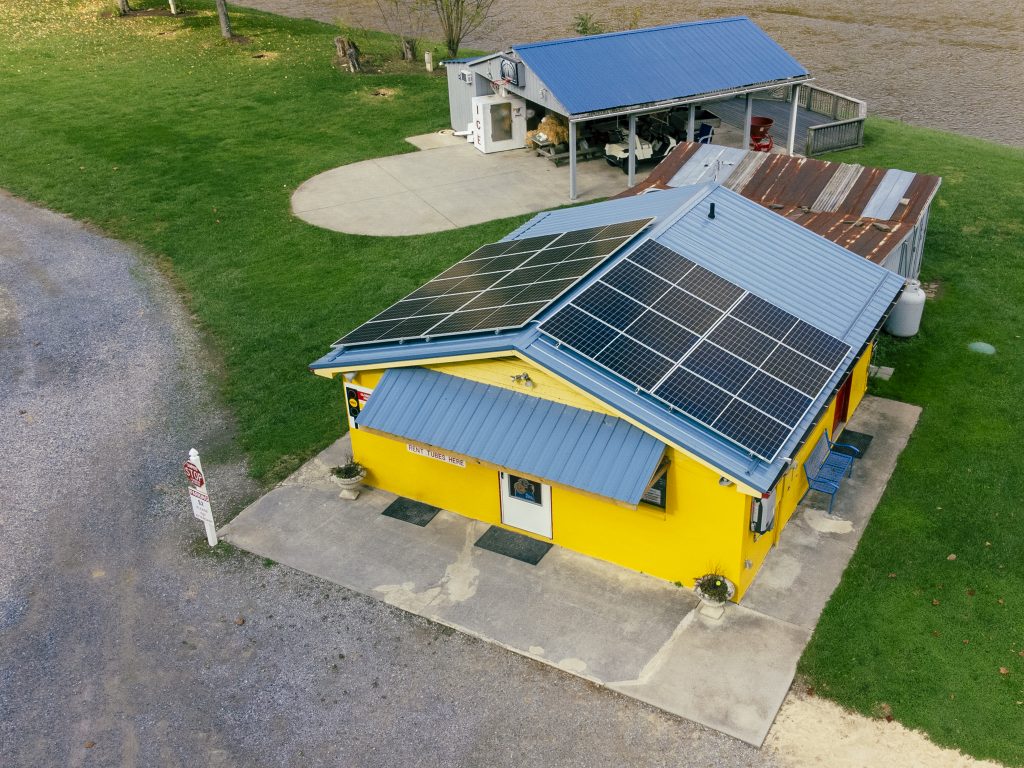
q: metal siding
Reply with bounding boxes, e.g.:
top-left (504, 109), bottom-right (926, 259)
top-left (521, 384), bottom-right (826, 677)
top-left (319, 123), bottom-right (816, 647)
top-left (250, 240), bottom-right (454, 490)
top-left (504, 184), bottom-right (708, 241)
top-left (309, 334), bottom-right (516, 371)
top-left (625, 144), bottom-right (941, 267)
top-left (356, 367), bottom-right (664, 504)
top-left (668, 145), bottom-right (748, 187)
top-left (467, 55), bottom-right (570, 115)
top-left (513, 17), bottom-right (808, 115)
top-left (861, 169), bottom-right (916, 219)
top-left (445, 64), bottom-right (475, 131)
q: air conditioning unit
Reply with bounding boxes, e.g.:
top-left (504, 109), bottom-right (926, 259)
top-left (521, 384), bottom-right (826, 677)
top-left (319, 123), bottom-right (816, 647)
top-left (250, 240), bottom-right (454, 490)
top-left (459, 69), bottom-right (473, 84)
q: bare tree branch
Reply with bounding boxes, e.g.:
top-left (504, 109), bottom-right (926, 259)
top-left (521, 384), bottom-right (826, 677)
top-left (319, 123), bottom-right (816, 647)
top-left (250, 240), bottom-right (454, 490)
top-left (431, 0), bottom-right (496, 58)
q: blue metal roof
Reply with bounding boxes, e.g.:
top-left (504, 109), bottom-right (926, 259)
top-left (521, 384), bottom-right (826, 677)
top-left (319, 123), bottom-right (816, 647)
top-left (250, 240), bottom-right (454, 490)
top-left (357, 367), bottom-right (665, 505)
top-left (311, 184), bottom-right (904, 494)
top-left (512, 17), bottom-right (809, 116)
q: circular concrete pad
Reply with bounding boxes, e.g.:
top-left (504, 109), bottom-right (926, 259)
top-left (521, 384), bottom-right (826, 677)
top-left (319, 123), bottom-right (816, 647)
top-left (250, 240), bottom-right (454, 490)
top-left (291, 134), bottom-right (645, 237)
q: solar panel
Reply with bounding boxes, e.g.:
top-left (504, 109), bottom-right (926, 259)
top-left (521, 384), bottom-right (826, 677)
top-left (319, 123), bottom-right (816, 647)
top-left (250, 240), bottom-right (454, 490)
top-left (595, 336), bottom-right (674, 390)
top-left (540, 239), bottom-right (851, 462)
top-left (333, 218), bottom-right (654, 347)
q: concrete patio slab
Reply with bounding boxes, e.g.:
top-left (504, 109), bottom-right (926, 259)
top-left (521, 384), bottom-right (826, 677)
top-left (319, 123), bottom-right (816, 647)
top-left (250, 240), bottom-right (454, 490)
top-left (611, 606), bottom-right (811, 745)
top-left (221, 395), bottom-right (920, 746)
top-left (290, 133), bottom-right (650, 236)
top-left (742, 396), bottom-right (922, 629)
top-left (405, 131), bottom-right (465, 151)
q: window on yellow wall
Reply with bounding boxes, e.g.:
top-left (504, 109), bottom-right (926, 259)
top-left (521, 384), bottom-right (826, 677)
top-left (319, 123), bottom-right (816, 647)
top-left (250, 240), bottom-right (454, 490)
top-left (641, 465), bottom-right (669, 510)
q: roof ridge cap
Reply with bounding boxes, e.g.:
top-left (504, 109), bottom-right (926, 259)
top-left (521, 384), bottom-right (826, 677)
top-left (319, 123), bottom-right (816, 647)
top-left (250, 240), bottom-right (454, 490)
top-left (513, 16), bottom-right (750, 51)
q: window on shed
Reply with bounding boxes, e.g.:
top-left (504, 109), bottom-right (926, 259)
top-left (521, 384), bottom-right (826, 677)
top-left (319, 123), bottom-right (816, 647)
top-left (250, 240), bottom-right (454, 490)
top-left (641, 460), bottom-right (669, 509)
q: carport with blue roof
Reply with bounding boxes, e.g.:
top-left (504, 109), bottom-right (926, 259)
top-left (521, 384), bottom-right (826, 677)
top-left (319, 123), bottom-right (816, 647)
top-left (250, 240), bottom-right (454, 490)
top-left (445, 17), bottom-right (813, 198)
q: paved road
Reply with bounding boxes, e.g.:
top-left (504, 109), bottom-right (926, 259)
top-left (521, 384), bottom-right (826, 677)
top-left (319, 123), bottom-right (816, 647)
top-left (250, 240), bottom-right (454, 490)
top-left (0, 192), bottom-right (776, 767)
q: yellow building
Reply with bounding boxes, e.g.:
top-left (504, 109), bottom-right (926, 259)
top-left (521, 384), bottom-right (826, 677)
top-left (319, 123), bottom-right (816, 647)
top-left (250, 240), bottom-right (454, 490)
top-left (311, 184), bottom-right (905, 600)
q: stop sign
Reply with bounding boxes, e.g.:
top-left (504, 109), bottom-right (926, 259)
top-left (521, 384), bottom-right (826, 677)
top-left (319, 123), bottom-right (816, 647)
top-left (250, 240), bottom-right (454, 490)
top-left (183, 460), bottom-right (205, 487)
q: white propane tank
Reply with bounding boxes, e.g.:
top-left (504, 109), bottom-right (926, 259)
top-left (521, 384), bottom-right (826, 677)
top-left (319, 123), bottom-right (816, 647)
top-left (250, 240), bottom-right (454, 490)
top-left (885, 279), bottom-right (927, 337)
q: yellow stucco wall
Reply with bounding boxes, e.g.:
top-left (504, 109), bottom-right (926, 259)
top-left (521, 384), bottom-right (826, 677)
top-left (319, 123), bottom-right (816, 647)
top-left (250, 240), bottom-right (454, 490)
top-left (772, 343), bottom-right (873, 532)
top-left (342, 344), bottom-right (875, 601)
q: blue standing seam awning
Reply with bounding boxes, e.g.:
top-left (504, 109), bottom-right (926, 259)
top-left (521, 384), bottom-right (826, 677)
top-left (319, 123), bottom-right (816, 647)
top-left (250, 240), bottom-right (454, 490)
top-left (356, 367), bottom-right (666, 506)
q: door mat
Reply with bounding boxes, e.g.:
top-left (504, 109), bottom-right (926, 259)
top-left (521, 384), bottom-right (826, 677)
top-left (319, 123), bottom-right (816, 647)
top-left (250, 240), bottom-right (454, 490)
top-left (474, 526), bottom-right (552, 566)
top-left (834, 430), bottom-right (873, 458)
top-left (382, 497), bottom-right (440, 527)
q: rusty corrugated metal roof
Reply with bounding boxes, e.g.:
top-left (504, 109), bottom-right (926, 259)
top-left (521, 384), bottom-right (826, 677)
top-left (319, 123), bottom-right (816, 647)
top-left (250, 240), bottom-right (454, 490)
top-left (614, 144), bottom-right (941, 264)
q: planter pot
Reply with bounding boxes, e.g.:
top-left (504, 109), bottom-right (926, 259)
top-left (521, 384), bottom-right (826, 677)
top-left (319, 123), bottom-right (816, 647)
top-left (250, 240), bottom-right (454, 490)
top-left (694, 576), bottom-right (736, 620)
top-left (332, 471), bottom-right (366, 499)
top-left (698, 597), bottom-right (726, 620)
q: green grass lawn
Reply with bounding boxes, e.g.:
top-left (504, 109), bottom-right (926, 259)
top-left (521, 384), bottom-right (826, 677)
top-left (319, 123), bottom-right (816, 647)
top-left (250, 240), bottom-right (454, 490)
top-left (1, 1), bottom-right (1022, 763)
top-left (0, 0), bottom-right (521, 480)
top-left (798, 121), bottom-right (1024, 764)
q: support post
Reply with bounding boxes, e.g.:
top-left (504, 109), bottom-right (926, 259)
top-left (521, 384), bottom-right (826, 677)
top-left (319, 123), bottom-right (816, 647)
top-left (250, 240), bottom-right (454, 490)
top-left (568, 120), bottom-right (577, 201)
top-left (686, 105), bottom-right (696, 142)
top-left (787, 84), bottom-right (800, 156)
top-left (627, 114), bottom-right (637, 188)
top-left (743, 94), bottom-right (753, 151)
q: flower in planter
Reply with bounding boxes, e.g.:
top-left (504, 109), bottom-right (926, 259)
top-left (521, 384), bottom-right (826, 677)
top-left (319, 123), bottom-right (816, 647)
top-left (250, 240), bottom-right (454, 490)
top-left (694, 573), bottom-right (732, 603)
top-left (331, 458), bottom-right (364, 480)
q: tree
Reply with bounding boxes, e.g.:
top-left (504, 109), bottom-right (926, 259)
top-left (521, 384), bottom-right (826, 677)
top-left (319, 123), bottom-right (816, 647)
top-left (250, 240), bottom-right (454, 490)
top-left (431, 0), bottom-right (495, 59)
top-left (116, 0), bottom-right (130, 14)
top-left (375, 0), bottom-right (430, 62)
top-left (214, 0), bottom-right (232, 39)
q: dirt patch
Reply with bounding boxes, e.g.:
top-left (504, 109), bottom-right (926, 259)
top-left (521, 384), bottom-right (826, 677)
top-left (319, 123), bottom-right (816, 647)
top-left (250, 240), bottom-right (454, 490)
top-left (250, 51), bottom-right (279, 60)
top-left (369, 87), bottom-right (397, 98)
top-left (766, 689), bottom-right (1004, 767)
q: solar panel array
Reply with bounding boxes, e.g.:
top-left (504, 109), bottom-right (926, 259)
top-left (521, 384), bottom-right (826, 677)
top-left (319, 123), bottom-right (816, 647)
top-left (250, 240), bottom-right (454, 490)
top-left (540, 240), bottom-right (850, 461)
top-left (333, 219), bottom-right (654, 348)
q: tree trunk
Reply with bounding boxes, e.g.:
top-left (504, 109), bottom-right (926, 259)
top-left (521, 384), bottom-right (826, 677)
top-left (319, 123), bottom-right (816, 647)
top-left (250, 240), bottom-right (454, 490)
top-left (400, 38), bottom-right (417, 61)
top-left (117, 0), bottom-right (130, 15)
top-left (168, 0), bottom-right (179, 14)
top-left (214, 0), bottom-right (232, 39)
top-left (334, 36), bottom-right (361, 72)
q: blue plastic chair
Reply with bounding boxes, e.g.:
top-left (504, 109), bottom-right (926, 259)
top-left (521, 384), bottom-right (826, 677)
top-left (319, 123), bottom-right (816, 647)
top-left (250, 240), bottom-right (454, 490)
top-left (696, 123), bottom-right (714, 144)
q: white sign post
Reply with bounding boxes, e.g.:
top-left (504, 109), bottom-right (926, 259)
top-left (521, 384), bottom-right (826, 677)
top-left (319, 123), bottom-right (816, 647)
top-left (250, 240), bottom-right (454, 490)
top-left (184, 448), bottom-right (218, 546)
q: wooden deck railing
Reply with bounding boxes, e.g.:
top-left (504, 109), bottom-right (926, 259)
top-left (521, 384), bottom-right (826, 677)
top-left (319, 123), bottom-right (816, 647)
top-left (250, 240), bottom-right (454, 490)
top-left (761, 84), bottom-right (867, 155)
top-left (805, 118), bottom-right (866, 156)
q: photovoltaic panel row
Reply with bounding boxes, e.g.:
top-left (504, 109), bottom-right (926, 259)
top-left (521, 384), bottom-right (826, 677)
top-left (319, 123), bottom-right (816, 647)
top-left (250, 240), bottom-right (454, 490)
top-left (333, 218), bottom-right (654, 347)
top-left (539, 239), bottom-right (850, 461)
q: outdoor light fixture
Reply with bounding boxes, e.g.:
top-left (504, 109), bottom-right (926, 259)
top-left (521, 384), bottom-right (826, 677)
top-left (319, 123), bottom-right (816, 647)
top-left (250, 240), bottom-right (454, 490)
top-left (718, 476), bottom-right (733, 487)
top-left (511, 372), bottom-right (535, 389)
top-left (343, 371), bottom-right (357, 381)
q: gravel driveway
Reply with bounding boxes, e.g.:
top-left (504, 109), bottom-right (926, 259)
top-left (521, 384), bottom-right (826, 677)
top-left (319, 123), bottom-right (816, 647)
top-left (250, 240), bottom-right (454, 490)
top-left (0, 191), bottom-right (776, 767)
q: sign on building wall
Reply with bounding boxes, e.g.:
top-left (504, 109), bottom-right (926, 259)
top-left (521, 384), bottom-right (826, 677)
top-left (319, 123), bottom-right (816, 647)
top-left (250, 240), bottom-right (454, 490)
top-left (407, 443), bottom-right (466, 468)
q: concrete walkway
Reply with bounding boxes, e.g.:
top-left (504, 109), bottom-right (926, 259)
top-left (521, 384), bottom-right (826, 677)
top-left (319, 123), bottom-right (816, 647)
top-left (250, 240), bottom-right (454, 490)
top-left (291, 133), bottom-right (649, 236)
top-left (222, 395), bottom-right (920, 746)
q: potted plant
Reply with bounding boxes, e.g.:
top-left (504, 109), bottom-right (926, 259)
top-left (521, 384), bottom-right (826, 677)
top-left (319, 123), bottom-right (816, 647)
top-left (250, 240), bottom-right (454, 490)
top-left (331, 458), bottom-right (366, 496)
top-left (693, 572), bottom-right (735, 620)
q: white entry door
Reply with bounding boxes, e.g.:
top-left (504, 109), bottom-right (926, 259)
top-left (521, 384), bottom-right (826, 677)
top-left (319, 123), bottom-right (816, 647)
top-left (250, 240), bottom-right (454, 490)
top-left (499, 472), bottom-right (552, 538)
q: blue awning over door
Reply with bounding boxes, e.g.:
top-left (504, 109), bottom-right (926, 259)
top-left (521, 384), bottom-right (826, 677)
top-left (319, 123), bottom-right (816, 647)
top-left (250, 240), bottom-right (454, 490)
top-left (357, 367), bottom-right (665, 505)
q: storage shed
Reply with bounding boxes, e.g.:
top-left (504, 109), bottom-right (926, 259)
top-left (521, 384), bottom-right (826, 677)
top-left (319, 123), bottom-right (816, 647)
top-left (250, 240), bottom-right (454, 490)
top-left (445, 17), bottom-right (814, 198)
top-left (310, 184), bottom-right (904, 600)
top-left (617, 142), bottom-right (942, 278)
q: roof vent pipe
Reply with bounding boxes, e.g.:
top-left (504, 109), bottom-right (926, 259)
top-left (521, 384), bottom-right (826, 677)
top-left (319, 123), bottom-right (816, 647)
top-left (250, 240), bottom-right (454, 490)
top-left (708, 202), bottom-right (716, 220)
